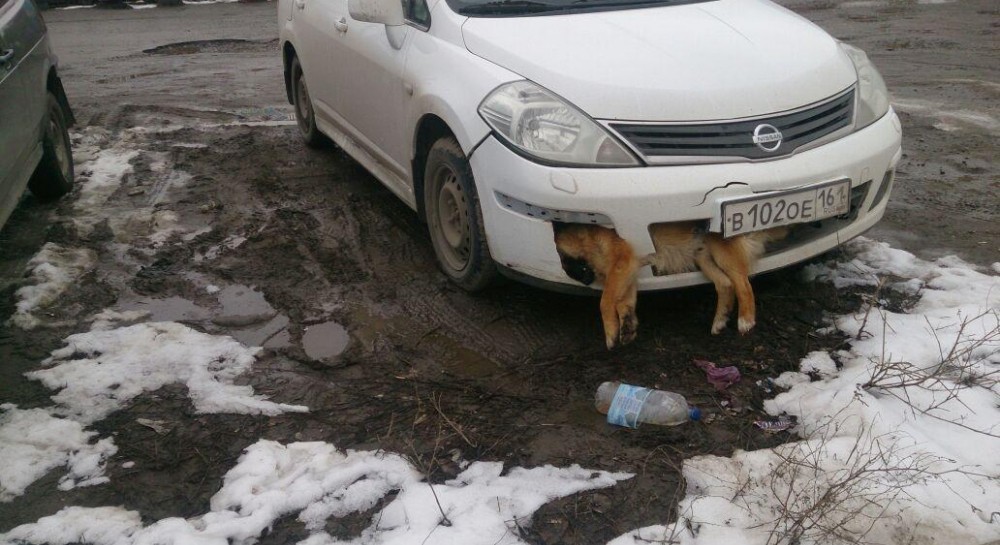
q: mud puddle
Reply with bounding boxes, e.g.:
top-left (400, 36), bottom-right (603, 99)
top-left (301, 321), bottom-right (350, 360)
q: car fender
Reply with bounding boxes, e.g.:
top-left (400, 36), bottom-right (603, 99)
top-left (49, 70), bottom-right (75, 128)
top-left (404, 9), bottom-right (520, 158)
top-left (278, 0), bottom-right (300, 106)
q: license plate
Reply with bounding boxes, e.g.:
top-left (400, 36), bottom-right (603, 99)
top-left (720, 178), bottom-right (851, 238)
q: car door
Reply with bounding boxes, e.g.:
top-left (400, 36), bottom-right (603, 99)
top-left (332, 6), bottom-right (414, 192)
top-left (290, 0), bottom-right (348, 122)
top-left (0, 0), bottom-right (42, 224)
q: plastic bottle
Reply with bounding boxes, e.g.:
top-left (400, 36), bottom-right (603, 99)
top-left (595, 381), bottom-right (701, 428)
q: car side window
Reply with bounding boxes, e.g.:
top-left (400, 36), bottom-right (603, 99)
top-left (402, 0), bottom-right (430, 28)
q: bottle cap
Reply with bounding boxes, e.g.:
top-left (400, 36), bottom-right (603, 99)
top-left (689, 407), bottom-right (702, 421)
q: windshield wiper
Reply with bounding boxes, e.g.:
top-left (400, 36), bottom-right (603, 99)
top-left (460, 0), bottom-right (557, 15)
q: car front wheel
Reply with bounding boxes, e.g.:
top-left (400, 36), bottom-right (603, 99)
top-left (424, 137), bottom-right (498, 292)
top-left (28, 92), bottom-right (74, 201)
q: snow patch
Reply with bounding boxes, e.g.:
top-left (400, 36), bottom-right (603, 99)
top-left (76, 148), bottom-right (139, 214)
top-left (892, 98), bottom-right (1000, 134)
top-left (772, 371), bottom-right (810, 389)
top-left (88, 309), bottom-right (150, 331)
top-left (27, 322), bottom-right (308, 424)
top-left (9, 244), bottom-right (96, 329)
top-left (0, 440), bottom-right (631, 545)
top-left (0, 506), bottom-right (142, 544)
top-left (0, 405), bottom-right (117, 502)
top-left (799, 351), bottom-right (838, 379)
top-left (613, 238), bottom-right (1000, 545)
top-left (840, 0), bottom-right (886, 7)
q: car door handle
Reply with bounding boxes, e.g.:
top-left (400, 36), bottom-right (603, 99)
top-left (294, 0), bottom-right (305, 9)
top-left (0, 49), bottom-right (14, 65)
top-left (334, 17), bottom-right (349, 33)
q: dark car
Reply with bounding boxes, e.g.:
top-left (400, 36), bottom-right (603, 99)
top-left (1, 0), bottom-right (75, 229)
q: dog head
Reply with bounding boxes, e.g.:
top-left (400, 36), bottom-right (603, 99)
top-left (557, 250), bottom-right (596, 285)
top-left (553, 223), bottom-right (598, 285)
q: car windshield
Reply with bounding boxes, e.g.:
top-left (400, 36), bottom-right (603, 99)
top-left (450, 0), bottom-right (714, 17)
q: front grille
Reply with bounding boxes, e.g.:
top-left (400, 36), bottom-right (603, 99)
top-left (610, 87), bottom-right (855, 160)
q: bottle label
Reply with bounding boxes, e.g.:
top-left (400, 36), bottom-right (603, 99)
top-left (607, 384), bottom-right (652, 429)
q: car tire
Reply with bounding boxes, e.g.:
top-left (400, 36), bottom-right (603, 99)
top-left (290, 56), bottom-right (327, 148)
top-left (28, 92), bottom-right (74, 202)
top-left (424, 137), bottom-right (499, 292)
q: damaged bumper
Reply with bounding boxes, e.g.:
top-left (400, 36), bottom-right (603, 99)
top-left (470, 109), bottom-right (903, 291)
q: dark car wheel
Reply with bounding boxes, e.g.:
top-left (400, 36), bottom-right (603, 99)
top-left (290, 56), bottom-right (328, 148)
top-left (28, 92), bottom-right (75, 202)
top-left (424, 137), bottom-right (498, 292)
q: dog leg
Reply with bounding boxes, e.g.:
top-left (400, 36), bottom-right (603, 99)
top-left (734, 278), bottom-right (756, 334)
top-left (694, 248), bottom-right (734, 334)
top-left (599, 289), bottom-right (622, 350)
top-left (615, 271), bottom-right (639, 347)
top-left (600, 250), bottom-right (640, 349)
top-left (707, 236), bottom-right (756, 334)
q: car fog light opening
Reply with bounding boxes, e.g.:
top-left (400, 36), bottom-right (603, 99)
top-left (495, 192), bottom-right (612, 225)
top-left (868, 170), bottom-right (894, 212)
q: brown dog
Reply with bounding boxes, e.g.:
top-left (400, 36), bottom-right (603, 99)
top-left (553, 223), bottom-right (641, 350)
top-left (646, 222), bottom-right (788, 335)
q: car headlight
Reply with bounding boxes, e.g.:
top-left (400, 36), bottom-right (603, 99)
top-left (840, 43), bottom-right (890, 131)
top-left (478, 81), bottom-right (639, 167)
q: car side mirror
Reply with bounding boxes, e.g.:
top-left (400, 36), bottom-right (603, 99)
top-left (348, 0), bottom-right (404, 27)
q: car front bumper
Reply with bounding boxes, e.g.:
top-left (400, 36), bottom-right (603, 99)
top-left (469, 109), bottom-right (903, 291)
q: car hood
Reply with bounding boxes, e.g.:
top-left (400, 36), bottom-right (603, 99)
top-left (461, 0), bottom-right (858, 122)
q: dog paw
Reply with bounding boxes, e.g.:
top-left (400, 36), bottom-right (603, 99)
top-left (619, 312), bottom-right (638, 346)
top-left (711, 319), bottom-right (727, 335)
top-left (738, 317), bottom-right (755, 334)
top-left (605, 332), bottom-right (618, 350)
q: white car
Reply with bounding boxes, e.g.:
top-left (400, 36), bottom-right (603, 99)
top-left (278, 0), bottom-right (901, 292)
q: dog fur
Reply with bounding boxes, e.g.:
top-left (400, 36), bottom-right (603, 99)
top-left (553, 223), bottom-right (641, 350)
top-left (645, 222), bottom-right (788, 334)
top-left (553, 221), bottom-right (789, 347)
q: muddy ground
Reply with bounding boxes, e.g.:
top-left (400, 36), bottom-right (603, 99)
top-left (0, 0), bottom-right (997, 542)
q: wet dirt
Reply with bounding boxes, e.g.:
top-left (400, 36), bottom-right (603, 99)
top-left (0, 1), bottom-right (996, 542)
top-left (142, 38), bottom-right (277, 55)
top-left (783, 0), bottom-right (999, 266)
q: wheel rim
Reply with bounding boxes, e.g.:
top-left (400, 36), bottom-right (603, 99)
top-left (295, 73), bottom-right (313, 135)
top-left (432, 166), bottom-right (471, 272)
top-left (50, 116), bottom-right (71, 181)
